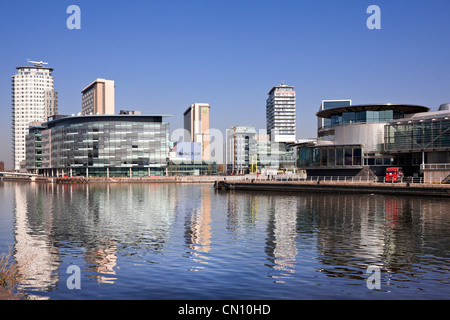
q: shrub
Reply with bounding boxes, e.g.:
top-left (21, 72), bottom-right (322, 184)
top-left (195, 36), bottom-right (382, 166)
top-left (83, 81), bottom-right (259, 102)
top-left (0, 249), bottom-right (26, 299)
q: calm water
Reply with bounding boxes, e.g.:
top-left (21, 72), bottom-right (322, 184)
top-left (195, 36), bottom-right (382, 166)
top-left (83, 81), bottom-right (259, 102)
top-left (0, 181), bottom-right (449, 300)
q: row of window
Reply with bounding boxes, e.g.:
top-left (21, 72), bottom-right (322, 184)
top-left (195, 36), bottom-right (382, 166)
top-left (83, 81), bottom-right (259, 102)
top-left (298, 147), bottom-right (363, 167)
top-left (320, 110), bottom-right (402, 128)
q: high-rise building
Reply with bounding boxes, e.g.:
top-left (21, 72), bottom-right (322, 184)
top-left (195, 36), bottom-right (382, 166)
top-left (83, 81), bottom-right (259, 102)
top-left (11, 60), bottom-right (57, 170)
top-left (266, 83), bottom-right (296, 143)
top-left (183, 103), bottom-right (211, 161)
top-left (81, 78), bottom-right (115, 115)
top-left (44, 90), bottom-right (59, 120)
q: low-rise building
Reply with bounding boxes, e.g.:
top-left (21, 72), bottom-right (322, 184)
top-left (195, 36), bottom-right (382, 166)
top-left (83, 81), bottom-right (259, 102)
top-left (167, 142), bottom-right (217, 176)
top-left (26, 114), bottom-right (170, 177)
top-left (225, 125), bottom-right (295, 175)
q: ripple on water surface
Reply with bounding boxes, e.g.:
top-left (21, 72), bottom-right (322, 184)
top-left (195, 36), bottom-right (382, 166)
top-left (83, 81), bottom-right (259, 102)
top-left (1, 182), bottom-right (450, 299)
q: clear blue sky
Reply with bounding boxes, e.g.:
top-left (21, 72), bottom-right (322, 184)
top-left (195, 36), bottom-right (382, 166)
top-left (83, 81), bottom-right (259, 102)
top-left (1, 0), bottom-right (450, 168)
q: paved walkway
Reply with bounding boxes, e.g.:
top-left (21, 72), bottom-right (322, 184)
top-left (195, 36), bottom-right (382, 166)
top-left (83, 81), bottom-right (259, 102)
top-left (0, 287), bottom-right (17, 300)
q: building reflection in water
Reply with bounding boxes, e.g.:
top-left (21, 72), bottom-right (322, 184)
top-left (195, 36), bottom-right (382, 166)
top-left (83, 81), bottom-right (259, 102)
top-left (309, 193), bottom-right (387, 282)
top-left (183, 185), bottom-right (212, 271)
top-left (13, 183), bottom-right (59, 299)
top-left (9, 181), bottom-right (450, 298)
top-left (226, 191), bottom-right (298, 283)
top-left (224, 190), bottom-right (450, 290)
top-left (13, 182), bottom-right (178, 292)
top-left (302, 192), bottom-right (450, 289)
top-left (83, 184), bottom-right (117, 284)
top-left (265, 196), bottom-right (298, 283)
top-left (78, 183), bottom-right (176, 282)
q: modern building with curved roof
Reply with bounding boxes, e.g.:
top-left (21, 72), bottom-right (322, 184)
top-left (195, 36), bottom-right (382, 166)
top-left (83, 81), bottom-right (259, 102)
top-left (296, 102), bottom-right (432, 177)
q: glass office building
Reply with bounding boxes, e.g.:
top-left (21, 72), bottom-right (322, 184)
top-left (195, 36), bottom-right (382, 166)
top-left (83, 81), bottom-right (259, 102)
top-left (298, 145), bottom-right (363, 167)
top-left (25, 125), bottom-right (45, 172)
top-left (27, 115), bottom-right (170, 177)
top-left (225, 125), bottom-right (296, 175)
top-left (384, 106), bottom-right (450, 180)
top-left (385, 115), bottom-right (450, 152)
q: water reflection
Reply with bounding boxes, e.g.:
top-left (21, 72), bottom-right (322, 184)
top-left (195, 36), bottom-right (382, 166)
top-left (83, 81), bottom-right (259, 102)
top-left (4, 181), bottom-right (450, 299)
top-left (183, 185), bottom-right (212, 271)
top-left (224, 190), bottom-right (450, 296)
top-left (11, 182), bottom-right (178, 296)
top-left (13, 183), bottom-right (59, 299)
top-left (265, 197), bottom-right (298, 283)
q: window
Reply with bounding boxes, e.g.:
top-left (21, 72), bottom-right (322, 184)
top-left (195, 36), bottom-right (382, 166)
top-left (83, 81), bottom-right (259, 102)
top-left (344, 148), bottom-right (353, 166)
top-left (336, 148), bottom-right (343, 166)
top-left (328, 149), bottom-right (335, 166)
top-left (320, 149), bottom-right (327, 166)
top-left (353, 148), bottom-right (362, 166)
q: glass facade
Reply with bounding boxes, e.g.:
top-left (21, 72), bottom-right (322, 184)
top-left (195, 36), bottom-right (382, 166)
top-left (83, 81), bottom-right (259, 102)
top-left (297, 145), bottom-right (363, 168)
top-left (29, 115), bottom-right (170, 177)
top-left (167, 161), bottom-right (217, 176)
top-left (325, 110), bottom-right (399, 128)
top-left (226, 125), bottom-right (295, 174)
top-left (25, 126), bottom-right (44, 171)
top-left (385, 117), bottom-right (450, 152)
top-left (323, 101), bottom-right (352, 110)
top-left (321, 100), bottom-right (352, 128)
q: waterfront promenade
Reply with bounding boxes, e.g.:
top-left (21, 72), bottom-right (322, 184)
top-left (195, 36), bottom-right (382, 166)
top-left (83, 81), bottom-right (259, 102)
top-left (1, 174), bottom-right (449, 197)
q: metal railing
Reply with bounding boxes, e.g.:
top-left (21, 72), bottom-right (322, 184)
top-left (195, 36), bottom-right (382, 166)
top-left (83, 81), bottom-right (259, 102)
top-left (420, 163), bottom-right (450, 170)
top-left (249, 175), bottom-right (450, 185)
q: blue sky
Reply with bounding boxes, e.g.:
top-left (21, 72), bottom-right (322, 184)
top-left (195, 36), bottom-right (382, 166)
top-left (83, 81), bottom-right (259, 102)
top-left (1, 0), bottom-right (450, 168)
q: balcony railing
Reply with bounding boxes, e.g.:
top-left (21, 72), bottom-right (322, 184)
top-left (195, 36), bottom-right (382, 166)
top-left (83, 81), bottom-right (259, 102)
top-left (248, 174), bottom-right (450, 185)
top-left (420, 163), bottom-right (450, 170)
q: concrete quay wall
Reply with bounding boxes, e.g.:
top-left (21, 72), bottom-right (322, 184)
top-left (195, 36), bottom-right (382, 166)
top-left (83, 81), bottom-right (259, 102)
top-left (215, 180), bottom-right (450, 197)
